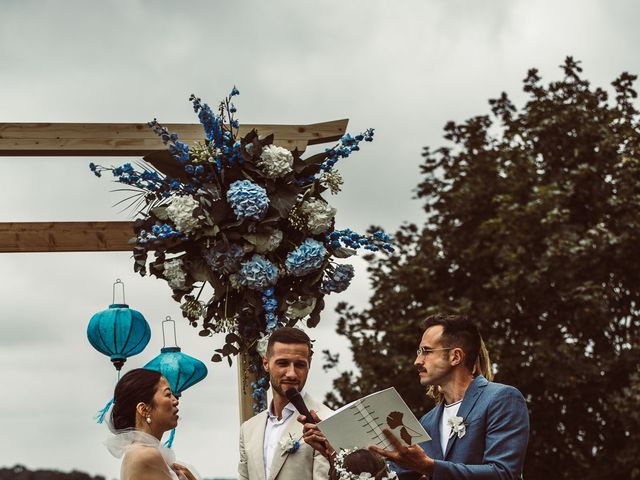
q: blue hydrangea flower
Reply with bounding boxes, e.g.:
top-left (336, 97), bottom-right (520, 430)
top-left (321, 264), bottom-right (355, 294)
top-left (227, 180), bottom-right (270, 220)
top-left (285, 239), bottom-right (328, 277)
top-left (238, 254), bottom-right (279, 290)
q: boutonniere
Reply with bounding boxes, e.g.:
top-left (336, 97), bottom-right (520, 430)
top-left (448, 416), bottom-right (466, 439)
top-left (280, 433), bottom-right (301, 456)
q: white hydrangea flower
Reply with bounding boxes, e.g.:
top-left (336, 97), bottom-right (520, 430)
top-left (300, 198), bottom-right (336, 234)
top-left (164, 259), bottom-right (187, 289)
top-left (256, 333), bottom-right (270, 358)
top-left (257, 144), bottom-right (294, 178)
top-left (166, 195), bottom-right (201, 234)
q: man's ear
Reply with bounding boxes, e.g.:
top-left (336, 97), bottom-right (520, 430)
top-left (262, 356), bottom-right (269, 373)
top-left (450, 348), bottom-right (465, 367)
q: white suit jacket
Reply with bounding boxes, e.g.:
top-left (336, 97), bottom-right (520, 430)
top-left (238, 393), bottom-right (332, 480)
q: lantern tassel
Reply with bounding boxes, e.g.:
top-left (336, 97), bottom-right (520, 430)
top-left (95, 397), bottom-right (114, 424)
top-left (163, 428), bottom-right (176, 448)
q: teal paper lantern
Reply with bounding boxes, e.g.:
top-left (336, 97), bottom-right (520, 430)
top-left (87, 279), bottom-right (151, 371)
top-left (144, 317), bottom-right (207, 447)
top-left (144, 317), bottom-right (208, 398)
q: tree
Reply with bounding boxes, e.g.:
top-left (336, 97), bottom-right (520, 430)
top-left (324, 57), bottom-right (640, 480)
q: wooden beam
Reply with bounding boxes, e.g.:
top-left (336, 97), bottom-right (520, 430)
top-left (0, 221), bottom-right (133, 252)
top-left (0, 119), bottom-right (348, 156)
top-left (0, 118), bottom-right (349, 253)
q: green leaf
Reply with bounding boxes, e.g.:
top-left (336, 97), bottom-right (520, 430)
top-left (332, 247), bottom-right (357, 258)
top-left (270, 182), bottom-right (301, 218)
top-left (307, 296), bottom-right (325, 328)
top-left (151, 206), bottom-right (169, 220)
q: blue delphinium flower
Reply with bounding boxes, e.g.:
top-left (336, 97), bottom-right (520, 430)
top-left (89, 162), bottom-right (101, 177)
top-left (265, 312), bottom-right (278, 331)
top-left (251, 375), bottom-right (268, 413)
top-left (189, 94), bottom-right (225, 148)
top-left (285, 239), bottom-right (328, 277)
top-left (261, 288), bottom-right (279, 330)
top-left (319, 128), bottom-right (375, 172)
top-left (326, 228), bottom-right (394, 253)
top-left (227, 180), bottom-right (270, 220)
top-left (148, 119), bottom-right (190, 164)
top-left (320, 264), bottom-right (355, 294)
top-left (263, 297), bottom-right (278, 313)
top-left (238, 254), bottom-right (279, 290)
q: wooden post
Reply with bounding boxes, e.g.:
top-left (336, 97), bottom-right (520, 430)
top-left (237, 352), bottom-right (261, 424)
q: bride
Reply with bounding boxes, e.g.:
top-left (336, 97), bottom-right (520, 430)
top-left (104, 368), bottom-right (199, 480)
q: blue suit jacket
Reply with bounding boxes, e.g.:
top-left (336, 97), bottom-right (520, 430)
top-left (398, 375), bottom-right (529, 480)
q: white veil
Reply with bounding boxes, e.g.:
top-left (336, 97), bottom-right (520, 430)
top-left (103, 411), bottom-right (200, 480)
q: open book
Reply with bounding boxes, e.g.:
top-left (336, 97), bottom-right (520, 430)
top-left (317, 387), bottom-right (431, 451)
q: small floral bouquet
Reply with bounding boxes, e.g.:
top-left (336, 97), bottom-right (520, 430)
top-left (90, 87), bottom-right (392, 411)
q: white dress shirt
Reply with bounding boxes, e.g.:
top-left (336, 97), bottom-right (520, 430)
top-left (440, 399), bottom-right (462, 455)
top-left (263, 393), bottom-right (304, 478)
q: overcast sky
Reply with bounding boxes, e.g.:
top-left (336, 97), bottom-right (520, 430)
top-left (2, 1), bottom-right (640, 478)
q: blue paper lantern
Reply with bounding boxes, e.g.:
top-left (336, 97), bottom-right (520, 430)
top-left (87, 279), bottom-right (151, 372)
top-left (144, 317), bottom-right (207, 447)
top-left (144, 317), bottom-right (208, 398)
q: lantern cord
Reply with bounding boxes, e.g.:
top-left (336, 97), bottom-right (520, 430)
top-left (95, 396), bottom-right (114, 424)
top-left (163, 428), bottom-right (176, 448)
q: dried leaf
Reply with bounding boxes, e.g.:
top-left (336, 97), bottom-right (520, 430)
top-left (400, 427), bottom-right (412, 445)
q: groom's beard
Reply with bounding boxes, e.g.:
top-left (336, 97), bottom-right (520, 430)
top-left (270, 373), bottom-right (306, 398)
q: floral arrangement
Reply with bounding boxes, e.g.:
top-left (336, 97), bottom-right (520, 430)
top-left (332, 448), bottom-right (398, 480)
top-left (90, 87), bottom-right (393, 412)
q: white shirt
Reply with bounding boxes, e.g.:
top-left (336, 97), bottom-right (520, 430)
top-left (440, 399), bottom-right (462, 455)
top-left (263, 393), bottom-right (302, 478)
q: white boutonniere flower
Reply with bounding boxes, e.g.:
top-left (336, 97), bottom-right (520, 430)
top-left (280, 433), bottom-right (301, 456)
top-left (448, 416), bottom-right (466, 439)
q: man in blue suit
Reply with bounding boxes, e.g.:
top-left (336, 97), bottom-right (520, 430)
top-left (370, 314), bottom-right (529, 480)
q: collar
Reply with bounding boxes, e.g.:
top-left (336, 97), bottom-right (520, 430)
top-left (266, 389), bottom-right (307, 421)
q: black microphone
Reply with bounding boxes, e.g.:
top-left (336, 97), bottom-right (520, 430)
top-left (285, 387), bottom-right (317, 424)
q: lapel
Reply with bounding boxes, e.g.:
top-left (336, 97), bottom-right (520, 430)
top-left (444, 375), bottom-right (488, 459)
top-left (267, 410), bottom-right (302, 480)
top-left (423, 402), bottom-right (445, 460)
top-left (248, 412), bottom-right (268, 480)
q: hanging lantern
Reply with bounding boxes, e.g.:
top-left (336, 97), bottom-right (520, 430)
top-left (144, 316), bottom-right (208, 397)
top-left (87, 279), bottom-right (151, 372)
top-left (144, 316), bottom-right (208, 447)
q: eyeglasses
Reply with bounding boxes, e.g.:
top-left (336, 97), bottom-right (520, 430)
top-left (416, 346), bottom-right (454, 357)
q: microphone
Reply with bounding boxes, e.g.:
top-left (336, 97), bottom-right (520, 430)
top-left (285, 387), bottom-right (317, 424)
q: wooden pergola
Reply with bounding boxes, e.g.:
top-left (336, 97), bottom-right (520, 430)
top-left (0, 119), bottom-right (348, 421)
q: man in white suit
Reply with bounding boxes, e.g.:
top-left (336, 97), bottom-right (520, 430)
top-left (238, 327), bottom-right (332, 480)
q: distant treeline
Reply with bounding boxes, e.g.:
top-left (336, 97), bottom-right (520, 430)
top-left (0, 465), bottom-right (106, 480)
top-left (0, 465), bottom-right (237, 480)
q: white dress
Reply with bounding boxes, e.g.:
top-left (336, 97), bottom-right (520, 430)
top-left (105, 430), bottom-right (199, 480)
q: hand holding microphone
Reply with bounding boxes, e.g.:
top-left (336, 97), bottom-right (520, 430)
top-left (285, 387), bottom-right (316, 424)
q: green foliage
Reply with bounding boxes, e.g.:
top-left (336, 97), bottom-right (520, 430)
top-left (325, 57), bottom-right (640, 479)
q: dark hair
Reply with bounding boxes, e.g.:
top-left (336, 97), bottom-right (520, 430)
top-left (423, 314), bottom-right (481, 372)
top-left (266, 327), bottom-right (313, 359)
top-left (111, 368), bottom-right (162, 430)
top-left (330, 449), bottom-right (390, 480)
